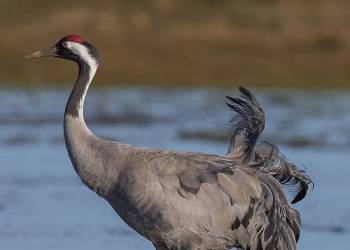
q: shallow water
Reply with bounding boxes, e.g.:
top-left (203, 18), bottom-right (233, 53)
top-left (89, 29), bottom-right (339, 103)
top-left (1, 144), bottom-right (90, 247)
top-left (0, 87), bottom-right (349, 250)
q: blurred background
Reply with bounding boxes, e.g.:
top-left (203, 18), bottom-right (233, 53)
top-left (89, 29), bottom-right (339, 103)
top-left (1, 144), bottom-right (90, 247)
top-left (2, 0), bottom-right (350, 87)
top-left (0, 0), bottom-right (349, 249)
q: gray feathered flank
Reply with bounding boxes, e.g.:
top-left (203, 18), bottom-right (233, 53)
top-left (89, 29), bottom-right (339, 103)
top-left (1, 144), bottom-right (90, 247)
top-left (28, 36), bottom-right (311, 250)
top-left (226, 87), bottom-right (312, 205)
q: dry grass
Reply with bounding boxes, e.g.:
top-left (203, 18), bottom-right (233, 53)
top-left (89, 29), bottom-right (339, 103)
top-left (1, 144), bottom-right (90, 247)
top-left (1, 0), bottom-right (350, 88)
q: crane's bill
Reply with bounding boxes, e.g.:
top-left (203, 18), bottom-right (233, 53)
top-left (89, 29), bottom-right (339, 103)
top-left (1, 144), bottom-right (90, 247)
top-left (25, 47), bottom-right (57, 59)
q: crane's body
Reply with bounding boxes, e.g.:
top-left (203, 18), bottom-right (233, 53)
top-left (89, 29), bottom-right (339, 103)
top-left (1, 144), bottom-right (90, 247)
top-left (26, 34), bottom-right (311, 250)
top-left (64, 118), bottom-right (297, 250)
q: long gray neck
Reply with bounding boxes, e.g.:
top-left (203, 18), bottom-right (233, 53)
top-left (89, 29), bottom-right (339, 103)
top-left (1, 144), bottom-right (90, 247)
top-left (63, 59), bottom-right (105, 193)
top-left (63, 58), bottom-right (134, 197)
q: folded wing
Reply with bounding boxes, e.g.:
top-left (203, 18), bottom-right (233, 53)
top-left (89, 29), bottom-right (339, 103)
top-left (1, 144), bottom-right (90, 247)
top-left (156, 152), bottom-right (299, 249)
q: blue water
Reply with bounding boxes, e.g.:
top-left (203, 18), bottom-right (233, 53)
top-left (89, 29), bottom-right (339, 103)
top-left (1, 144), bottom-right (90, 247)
top-left (0, 87), bottom-right (349, 249)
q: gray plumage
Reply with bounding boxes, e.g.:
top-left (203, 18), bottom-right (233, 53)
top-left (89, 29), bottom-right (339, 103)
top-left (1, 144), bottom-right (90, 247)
top-left (26, 35), bottom-right (312, 250)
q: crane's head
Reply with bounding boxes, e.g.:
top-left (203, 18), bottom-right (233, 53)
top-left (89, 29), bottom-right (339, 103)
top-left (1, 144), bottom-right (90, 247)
top-left (25, 34), bottom-right (101, 66)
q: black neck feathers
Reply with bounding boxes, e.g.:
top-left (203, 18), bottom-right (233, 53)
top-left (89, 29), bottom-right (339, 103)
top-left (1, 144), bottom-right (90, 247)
top-left (65, 60), bottom-right (93, 118)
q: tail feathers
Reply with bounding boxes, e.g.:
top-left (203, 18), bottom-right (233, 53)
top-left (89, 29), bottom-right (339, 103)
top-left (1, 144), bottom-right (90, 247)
top-left (226, 86), bottom-right (265, 161)
top-left (254, 141), bottom-right (313, 204)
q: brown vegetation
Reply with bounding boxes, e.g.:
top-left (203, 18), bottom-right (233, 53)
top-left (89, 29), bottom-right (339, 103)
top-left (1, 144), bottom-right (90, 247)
top-left (1, 0), bottom-right (350, 88)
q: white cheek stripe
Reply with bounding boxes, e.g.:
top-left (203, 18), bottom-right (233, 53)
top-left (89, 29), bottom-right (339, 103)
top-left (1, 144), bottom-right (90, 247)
top-left (66, 41), bottom-right (98, 118)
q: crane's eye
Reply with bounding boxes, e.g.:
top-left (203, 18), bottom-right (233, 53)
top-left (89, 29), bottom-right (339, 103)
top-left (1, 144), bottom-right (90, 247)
top-left (62, 41), bottom-right (69, 48)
